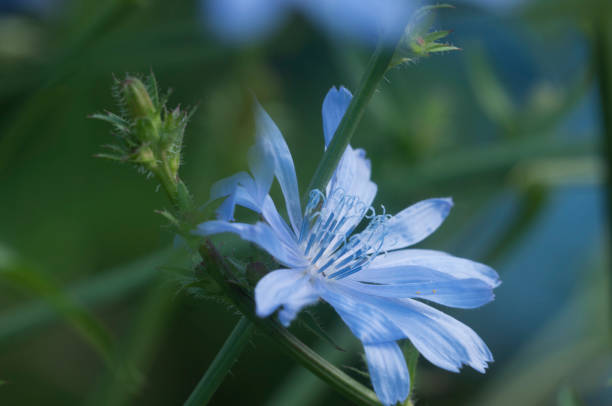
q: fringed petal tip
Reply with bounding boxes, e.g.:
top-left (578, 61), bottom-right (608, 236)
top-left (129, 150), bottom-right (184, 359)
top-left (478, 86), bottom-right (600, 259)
top-left (322, 85), bottom-right (353, 147)
top-left (380, 197), bottom-right (455, 251)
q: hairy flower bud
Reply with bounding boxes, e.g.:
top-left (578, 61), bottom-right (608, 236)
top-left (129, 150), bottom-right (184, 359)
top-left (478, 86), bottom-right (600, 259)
top-left (93, 72), bottom-right (194, 208)
top-left (122, 77), bottom-right (156, 119)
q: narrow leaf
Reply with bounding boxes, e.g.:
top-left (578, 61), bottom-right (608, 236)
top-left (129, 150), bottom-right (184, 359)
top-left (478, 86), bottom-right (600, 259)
top-left (425, 44), bottom-right (461, 54)
top-left (94, 153), bottom-right (125, 161)
top-left (90, 112), bottom-right (130, 132)
top-left (422, 30), bottom-right (452, 42)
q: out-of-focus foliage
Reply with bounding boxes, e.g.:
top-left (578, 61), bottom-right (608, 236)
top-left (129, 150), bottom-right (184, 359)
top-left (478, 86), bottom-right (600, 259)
top-left (0, 0), bottom-right (610, 405)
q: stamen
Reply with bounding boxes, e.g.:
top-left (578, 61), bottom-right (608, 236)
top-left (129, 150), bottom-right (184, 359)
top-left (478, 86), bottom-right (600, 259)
top-left (317, 257), bottom-right (335, 274)
top-left (301, 188), bottom-right (391, 280)
top-left (304, 232), bottom-right (317, 256)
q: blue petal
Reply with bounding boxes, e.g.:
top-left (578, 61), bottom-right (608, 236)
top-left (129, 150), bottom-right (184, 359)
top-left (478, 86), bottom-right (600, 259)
top-left (195, 220), bottom-right (307, 268)
top-left (261, 195), bottom-right (297, 247)
top-left (254, 269), bottom-right (320, 326)
top-left (321, 282), bottom-right (493, 372)
top-left (203, 0), bottom-right (289, 43)
top-left (208, 169), bottom-right (272, 220)
top-left (232, 183), bottom-right (262, 212)
top-left (319, 281), bottom-right (405, 343)
top-left (321, 86), bottom-right (352, 147)
top-left (216, 196), bottom-right (238, 221)
top-left (209, 172), bottom-right (251, 201)
top-left (363, 249), bottom-right (501, 288)
top-left (209, 172), bottom-right (252, 220)
top-left (321, 147), bottom-right (377, 245)
top-left (247, 135), bottom-right (275, 205)
top-left (341, 272), bottom-right (495, 309)
top-left (395, 298), bottom-right (493, 373)
top-left (379, 198), bottom-right (454, 251)
top-left (255, 101), bottom-right (303, 234)
top-left (210, 187), bottom-right (298, 254)
top-left (327, 147), bottom-right (377, 205)
top-left (363, 342), bottom-right (410, 406)
top-left (321, 87), bottom-right (377, 223)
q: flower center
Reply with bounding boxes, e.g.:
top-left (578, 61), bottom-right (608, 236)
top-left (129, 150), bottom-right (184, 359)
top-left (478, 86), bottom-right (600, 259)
top-left (298, 188), bottom-right (390, 280)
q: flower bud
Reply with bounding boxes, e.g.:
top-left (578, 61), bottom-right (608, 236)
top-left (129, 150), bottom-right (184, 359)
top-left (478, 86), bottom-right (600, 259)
top-left (122, 77), bottom-right (156, 119)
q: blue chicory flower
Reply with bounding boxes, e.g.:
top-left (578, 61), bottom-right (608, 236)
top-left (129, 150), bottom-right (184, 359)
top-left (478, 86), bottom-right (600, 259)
top-left (201, 0), bottom-right (414, 44)
top-left (196, 87), bottom-right (500, 405)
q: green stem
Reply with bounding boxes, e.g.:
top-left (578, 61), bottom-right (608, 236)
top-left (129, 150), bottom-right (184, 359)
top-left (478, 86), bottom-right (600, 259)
top-left (200, 242), bottom-right (381, 406)
top-left (304, 33), bottom-right (403, 201)
top-left (153, 166), bottom-right (179, 207)
top-left (183, 317), bottom-right (254, 406)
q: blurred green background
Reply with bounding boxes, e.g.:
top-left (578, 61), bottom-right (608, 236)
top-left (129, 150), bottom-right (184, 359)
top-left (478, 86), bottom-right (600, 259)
top-left (0, 0), bottom-right (610, 405)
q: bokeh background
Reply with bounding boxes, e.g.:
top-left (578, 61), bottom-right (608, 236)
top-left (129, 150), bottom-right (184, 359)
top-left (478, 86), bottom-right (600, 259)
top-left (0, 0), bottom-right (610, 405)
